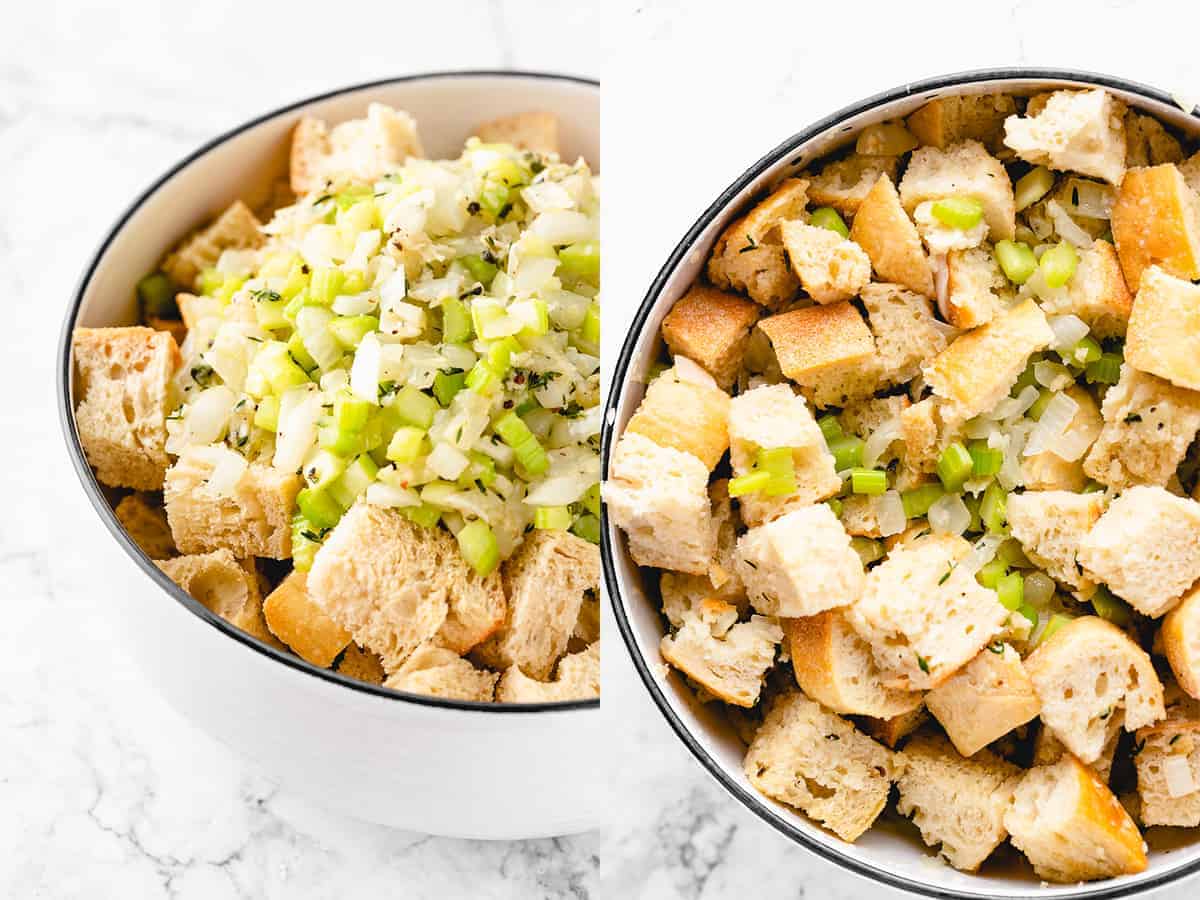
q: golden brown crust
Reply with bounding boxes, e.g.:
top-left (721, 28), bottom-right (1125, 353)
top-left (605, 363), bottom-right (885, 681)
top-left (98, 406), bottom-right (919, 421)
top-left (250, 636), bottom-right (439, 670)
top-left (161, 200), bottom-right (264, 290)
top-left (757, 302), bottom-right (874, 387)
top-left (1111, 163), bottom-right (1200, 288)
top-left (114, 493), bottom-right (177, 560)
top-left (849, 174), bottom-right (933, 296)
top-left (660, 284), bottom-right (760, 389)
top-left (906, 93), bottom-right (1018, 151)
top-left (1163, 585), bottom-right (1200, 700)
top-left (263, 571), bottom-right (352, 668)
top-left (1125, 266), bottom-right (1200, 392)
top-left (625, 370), bottom-right (730, 471)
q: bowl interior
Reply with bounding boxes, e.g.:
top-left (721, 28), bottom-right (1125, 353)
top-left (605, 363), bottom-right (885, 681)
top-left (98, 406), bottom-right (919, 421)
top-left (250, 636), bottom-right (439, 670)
top-left (605, 71), bottom-right (1200, 897)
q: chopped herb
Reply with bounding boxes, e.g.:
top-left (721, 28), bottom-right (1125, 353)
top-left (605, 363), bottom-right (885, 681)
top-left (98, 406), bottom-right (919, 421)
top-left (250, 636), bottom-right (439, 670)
top-left (743, 560), bottom-right (758, 570)
top-left (530, 160), bottom-right (545, 175)
top-left (560, 402), bottom-right (584, 419)
top-left (938, 564), bottom-right (955, 585)
top-left (440, 367), bottom-right (465, 376)
top-left (251, 288), bottom-right (282, 303)
top-left (497, 202), bottom-right (513, 220)
top-left (987, 641), bottom-right (1005, 654)
top-left (825, 734), bottom-right (840, 741)
top-left (916, 654), bottom-right (930, 674)
top-left (739, 235), bottom-right (757, 253)
top-left (377, 381), bottom-right (398, 400)
top-left (459, 284), bottom-right (484, 300)
top-left (1171, 734), bottom-right (1183, 746)
top-left (190, 363), bottom-right (215, 387)
top-left (527, 370), bottom-right (560, 390)
top-left (312, 194), bottom-right (333, 206)
top-left (300, 528), bottom-right (329, 542)
top-left (1124, 414), bottom-right (1142, 424)
top-left (466, 201), bottom-right (481, 215)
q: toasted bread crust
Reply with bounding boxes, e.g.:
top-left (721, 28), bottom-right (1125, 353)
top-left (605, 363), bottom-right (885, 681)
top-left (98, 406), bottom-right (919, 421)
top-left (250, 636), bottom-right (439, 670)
top-left (1111, 163), bottom-right (1200, 287)
top-left (849, 174), bottom-right (934, 296)
top-left (660, 284), bottom-right (760, 389)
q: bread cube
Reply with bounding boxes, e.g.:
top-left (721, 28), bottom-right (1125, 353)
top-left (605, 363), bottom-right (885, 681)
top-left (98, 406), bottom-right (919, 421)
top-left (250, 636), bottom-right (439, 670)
top-left (744, 692), bottom-right (898, 842)
top-left (784, 610), bottom-right (923, 718)
top-left (157, 550), bottom-right (279, 648)
top-left (660, 481), bottom-right (747, 626)
top-left (906, 93), bottom-right (1018, 152)
top-left (1039, 239), bottom-right (1133, 339)
top-left (72, 327), bottom-right (180, 491)
top-left (1008, 490), bottom-right (1107, 591)
top-left (114, 493), bottom-right (176, 560)
top-left (290, 102), bottom-right (424, 195)
top-left (474, 530), bottom-right (598, 680)
top-left (943, 246), bottom-right (1009, 329)
top-left (161, 200), bottom-right (264, 290)
top-left (384, 644), bottom-right (498, 702)
top-left (496, 642), bottom-right (599, 702)
top-left (735, 505), bottom-right (863, 618)
top-left (1021, 388), bottom-right (1099, 492)
top-left (838, 494), bottom-right (884, 538)
top-left (896, 733), bottom-right (1021, 871)
top-left (840, 395), bottom-right (910, 440)
top-left (727, 384), bottom-right (840, 526)
top-left (661, 605), bottom-right (782, 708)
top-left (1033, 713), bottom-right (1122, 784)
top-left (263, 570), bottom-right (351, 667)
top-left (1005, 754), bottom-right (1147, 883)
top-left (757, 302), bottom-right (877, 408)
top-left (805, 154), bottom-right (900, 214)
top-left (625, 367), bottom-right (730, 470)
top-left (926, 644), bottom-right (1041, 757)
top-left (573, 594), bottom-right (600, 647)
top-left (899, 397), bottom-right (956, 474)
top-left (163, 447), bottom-right (300, 560)
top-left (1126, 265), bottom-right (1200, 391)
top-left (1078, 486), bottom-right (1200, 617)
top-left (899, 140), bottom-right (1016, 241)
top-left (1180, 150), bottom-right (1200, 194)
top-left (862, 706), bottom-right (928, 749)
top-left (922, 298), bottom-right (1054, 421)
top-left (847, 533), bottom-right (1009, 690)
top-left (1026, 616), bottom-right (1164, 763)
top-left (1135, 696), bottom-right (1200, 826)
top-left (333, 644), bottom-right (385, 685)
top-left (1125, 111), bottom-right (1184, 168)
top-left (849, 174), bottom-right (934, 297)
top-left (473, 111), bottom-right (559, 156)
top-left (1111, 163), bottom-right (1200, 287)
top-left (860, 282), bottom-right (951, 387)
top-left (605, 432), bottom-right (717, 575)
top-left (1003, 88), bottom-right (1127, 185)
top-left (1163, 585), bottom-right (1200, 700)
top-left (779, 221), bottom-right (870, 305)
top-left (660, 284), bottom-right (760, 389)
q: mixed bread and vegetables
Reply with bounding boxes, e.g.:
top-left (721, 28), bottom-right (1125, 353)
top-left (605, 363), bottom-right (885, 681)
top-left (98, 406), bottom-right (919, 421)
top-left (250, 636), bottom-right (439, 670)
top-left (72, 105), bottom-right (601, 704)
top-left (607, 88), bottom-right (1200, 881)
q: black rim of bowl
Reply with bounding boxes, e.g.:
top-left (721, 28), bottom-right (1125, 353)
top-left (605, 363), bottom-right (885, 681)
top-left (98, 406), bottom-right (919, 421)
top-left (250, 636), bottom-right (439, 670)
top-left (58, 70), bottom-right (600, 715)
top-left (601, 66), bottom-right (1200, 897)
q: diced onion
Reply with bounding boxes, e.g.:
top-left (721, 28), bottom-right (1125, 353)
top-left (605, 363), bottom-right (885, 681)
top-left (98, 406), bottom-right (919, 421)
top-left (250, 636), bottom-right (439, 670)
top-left (350, 332), bottom-right (382, 402)
top-left (1025, 392), bottom-right (1079, 457)
top-left (958, 533), bottom-right (1006, 577)
top-left (366, 481), bottom-right (421, 508)
top-left (427, 442), bottom-right (470, 480)
top-left (332, 291), bottom-right (378, 316)
top-left (1048, 424), bottom-right (1094, 462)
top-left (1164, 755), bottom-right (1197, 798)
top-left (203, 446), bottom-right (248, 496)
top-left (863, 418), bottom-right (902, 469)
top-left (929, 493), bottom-right (971, 536)
top-left (1047, 315), bottom-right (1090, 351)
top-left (1034, 360), bottom-right (1074, 391)
top-left (875, 490), bottom-right (906, 537)
top-left (274, 387), bottom-right (322, 473)
top-left (1045, 199), bottom-right (1094, 249)
top-left (673, 356), bottom-right (718, 390)
top-left (1024, 571), bottom-right (1056, 607)
top-left (998, 421), bottom-right (1031, 489)
top-left (184, 386), bottom-right (236, 445)
top-left (1064, 179), bottom-right (1114, 220)
top-left (529, 210), bottom-right (594, 245)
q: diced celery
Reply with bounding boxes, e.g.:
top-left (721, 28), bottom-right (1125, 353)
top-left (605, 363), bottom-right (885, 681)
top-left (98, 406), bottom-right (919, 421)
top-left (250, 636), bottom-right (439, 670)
top-left (1035, 613), bottom-right (1073, 647)
top-left (302, 450), bottom-right (347, 490)
top-left (401, 503), bottom-right (442, 529)
top-left (964, 491), bottom-right (982, 533)
top-left (296, 487), bottom-right (343, 530)
top-left (851, 537), bottom-right (884, 566)
top-left (199, 268), bottom-right (224, 296)
top-left (827, 497), bottom-right (843, 518)
top-left (995, 240), bottom-right (1038, 285)
top-left (1016, 601), bottom-right (1039, 627)
top-left (215, 275), bottom-right (245, 303)
top-left (329, 315), bottom-right (379, 349)
top-left (290, 515), bottom-right (323, 572)
top-left (487, 336), bottom-right (522, 375)
top-left (582, 483), bottom-right (601, 517)
top-left (494, 411), bottom-right (549, 475)
top-left (931, 196), bottom-right (984, 230)
top-left (728, 471), bottom-right (771, 497)
top-left (558, 241), bottom-right (600, 285)
top-left (1064, 335), bottom-right (1102, 368)
top-left (319, 422), bottom-right (364, 457)
top-left (1014, 166), bottom-right (1054, 211)
top-left (976, 558), bottom-right (1007, 589)
top-left (465, 451), bottom-right (497, 488)
top-left (514, 299), bottom-right (550, 336)
top-left (392, 385), bottom-right (438, 429)
top-left (465, 359), bottom-right (501, 394)
top-left (1027, 389), bottom-right (1053, 421)
top-left (968, 440), bottom-right (1003, 477)
top-left (337, 199), bottom-right (380, 237)
top-left (334, 184), bottom-right (372, 210)
top-left (996, 571), bottom-right (1024, 611)
top-left (1091, 586), bottom-right (1133, 626)
top-left (420, 481), bottom-right (459, 508)
top-left (828, 435), bottom-right (864, 472)
top-left (981, 482), bottom-right (1008, 533)
top-left (433, 369), bottom-right (467, 407)
top-left (571, 514), bottom-right (601, 544)
top-left (1086, 352), bottom-right (1122, 385)
top-left (457, 519), bottom-right (500, 576)
top-left (441, 296), bottom-right (473, 343)
top-left (286, 333), bottom-right (318, 372)
top-left (579, 302), bottom-right (600, 350)
top-left (850, 468), bottom-right (887, 495)
top-left (936, 442), bottom-right (974, 492)
top-left (1012, 360), bottom-right (1039, 395)
top-left (386, 426), bottom-right (427, 464)
top-left (334, 392), bottom-right (371, 434)
top-left (328, 454), bottom-right (379, 509)
top-left (471, 298), bottom-right (507, 338)
top-left (253, 395), bottom-right (280, 432)
top-left (461, 254), bottom-right (499, 287)
top-left (901, 483), bottom-right (945, 519)
top-left (342, 270), bottom-right (367, 295)
top-left (1040, 242), bottom-right (1078, 288)
top-left (137, 271), bottom-right (177, 318)
top-left (280, 260), bottom-right (310, 300)
top-left (809, 207), bottom-right (849, 238)
top-left (1082, 480), bottom-right (1105, 494)
top-left (997, 538), bottom-right (1030, 569)
top-left (757, 446), bottom-right (797, 497)
top-left (534, 506), bottom-right (573, 530)
top-left (252, 342), bottom-right (311, 395)
top-left (309, 268), bottom-right (345, 306)
top-left (817, 414), bottom-right (843, 443)
top-left (253, 289), bottom-right (289, 330)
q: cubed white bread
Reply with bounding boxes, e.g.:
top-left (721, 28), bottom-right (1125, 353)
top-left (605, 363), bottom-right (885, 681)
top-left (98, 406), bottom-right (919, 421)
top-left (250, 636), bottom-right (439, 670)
top-left (899, 140), bottom-right (1016, 240)
top-left (496, 642), bottom-right (599, 702)
top-left (706, 178), bottom-right (809, 308)
top-left (1163, 585), bottom-right (1200, 699)
top-left (473, 111), bottom-right (559, 156)
top-left (943, 246), bottom-right (1009, 329)
top-left (898, 397), bottom-right (960, 474)
top-left (176, 293), bottom-right (222, 332)
top-left (263, 570), bottom-right (351, 667)
top-left (861, 706), bottom-right (928, 748)
top-left (922, 298), bottom-right (1054, 421)
top-left (1008, 490), bottom-right (1107, 591)
top-left (847, 533), bottom-right (1010, 690)
top-left (604, 431), bottom-right (717, 575)
top-left (784, 610), bottom-right (923, 718)
top-left (289, 102), bottom-right (424, 195)
top-left (743, 692), bottom-right (898, 842)
top-left (660, 481), bottom-right (747, 627)
top-left (756, 302), bottom-right (878, 408)
top-left (1003, 88), bottom-right (1127, 185)
top-left (906, 93), bottom-right (1018, 152)
top-left (840, 395), bottom-right (910, 440)
top-left (114, 493), bottom-right (176, 560)
top-left (912, 201), bottom-right (988, 257)
top-left (626, 366), bottom-right (729, 471)
top-left (896, 733), bottom-right (1021, 871)
top-left (661, 604), bottom-right (782, 707)
top-left (1126, 266), bottom-right (1200, 392)
top-left (573, 594), bottom-right (600, 647)
top-left (1124, 111), bottom-right (1184, 168)
top-left (1111, 163), bottom-right (1200, 287)
top-left (660, 284), bottom-right (760, 389)
top-left (157, 550), bottom-right (279, 648)
top-left (1026, 616), bottom-right (1164, 762)
top-left (72, 327), bottom-right (180, 490)
top-left (727, 383), bottom-right (841, 526)
top-left (474, 530), bottom-right (598, 680)
top-left (1004, 754), bottom-right (1147, 883)
top-left (779, 221), bottom-right (871, 305)
top-left (146, 316), bottom-right (187, 346)
top-left (860, 282), bottom-right (951, 387)
top-left (849, 174), bottom-right (934, 297)
top-left (926, 643), bottom-right (1041, 757)
top-left (735, 505), bottom-right (864, 618)
top-left (161, 200), bottom-right (264, 290)
top-left (1078, 485), bottom-right (1200, 618)
top-left (1084, 365), bottom-right (1200, 490)
top-left (1181, 150), bottom-right (1200, 194)
top-left (838, 494), bottom-right (884, 538)
top-left (333, 644), bottom-right (385, 684)
top-left (1033, 713), bottom-right (1122, 784)
top-left (1020, 385), bottom-right (1103, 492)
top-left (384, 644), bottom-right (498, 702)
top-left (1039, 239), bottom-right (1133, 339)
top-left (1135, 697), bottom-right (1200, 826)
top-left (805, 154), bottom-right (900, 214)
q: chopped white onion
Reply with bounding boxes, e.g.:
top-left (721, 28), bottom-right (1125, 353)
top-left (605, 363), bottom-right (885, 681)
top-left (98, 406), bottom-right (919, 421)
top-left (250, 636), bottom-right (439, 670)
top-left (997, 421), bottom-right (1031, 489)
top-left (1024, 572), bottom-right (1056, 607)
top-left (1025, 392), bottom-right (1079, 457)
top-left (1045, 199), bottom-right (1094, 249)
top-left (204, 446), bottom-right (248, 497)
top-left (875, 490), bottom-right (906, 537)
top-left (273, 386), bottom-right (322, 473)
top-left (332, 291), bottom-right (378, 316)
top-left (863, 418), bottom-right (902, 469)
top-left (1165, 756), bottom-right (1198, 798)
top-left (1064, 179), bottom-right (1114, 219)
top-left (958, 533), bottom-right (1006, 577)
top-left (345, 229), bottom-right (381, 271)
top-left (929, 493), bottom-right (971, 536)
top-left (673, 356), bottom-right (718, 390)
top-left (1047, 314), bottom-right (1090, 351)
top-left (1048, 424), bottom-right (1095, 462)
top-left (350, 332), bottom-right (382, 402)
top-left (1034, 360), bottom-right (1075, 391)
top-left (529, 210), bottom-right (594, 245)
top-left (366, 481), bottom-right (421, 509)
top-left (183, 386), bottom-right (237, 445)
top-left (427, 442), bottom-right (471, 480)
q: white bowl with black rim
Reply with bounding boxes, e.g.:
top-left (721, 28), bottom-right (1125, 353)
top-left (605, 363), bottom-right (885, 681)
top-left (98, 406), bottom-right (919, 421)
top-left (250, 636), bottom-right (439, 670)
top-left (58, 71), bottom-right (602, 840)
top-left (602, 68), bottom-right (1200, 896)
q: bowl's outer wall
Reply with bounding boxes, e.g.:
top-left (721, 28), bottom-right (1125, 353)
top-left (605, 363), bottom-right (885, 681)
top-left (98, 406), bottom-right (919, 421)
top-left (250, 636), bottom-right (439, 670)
top-left (603, 70), bottom-right (1200, 897)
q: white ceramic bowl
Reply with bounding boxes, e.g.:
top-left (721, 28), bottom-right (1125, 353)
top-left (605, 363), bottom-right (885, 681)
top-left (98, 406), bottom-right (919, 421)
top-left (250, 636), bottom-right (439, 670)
top-left (603, 68), bottom-right (1200, 896)
top-left (58, 71), bottom-right (602, 840)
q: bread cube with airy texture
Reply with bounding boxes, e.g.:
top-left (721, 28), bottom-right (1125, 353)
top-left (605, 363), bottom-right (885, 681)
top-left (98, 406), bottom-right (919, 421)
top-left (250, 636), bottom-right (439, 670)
top-left (727, 384), bottom-right (840, 526)
top-left (896, 733), bottom-right (1021, 871)
top-left (625, 367), bottom-right (729, 470)
top-left (661, 604), bottom-right (782, 707)
top-left (1033, 712), bottom-right (1122, 784)
top-left (847, 533), bottom-right (1009, 690)
top-left (605, 432), bottom-right (717, 575)
top-left (805, 154), bottom-right (900, 214)
top-left (744, 692), bottom-right (898, 842)
top-left (263, 571), bottom-right (351, 667)
top-left (1126, 265), bottom-right (1200, 391)
top-left (1078, 486), bottom-right (1200, 617)
top-left (1005, 754), bottom-right (1147, 883)
top-left (163, 448), bottom-right (300, 559)
top-left (384, 644), bottom-right (498, 702)
top-left (660, 481), bottom-right (746, 627)
top-left (114, 493), bottom-right (176, 560)
top-left (779, 221), bottom-right (870, 305)
top-left (1135, 696), bottom-right (1200, 826)
top-left (899, 397), bottom-right (959, 474)
top-left (496, 642), bottom-right (599, 702)
top-left (474, 530), bottom-right (598, 680)
top-left (1083, 365), bottom-right (1200, 490)
top-left (1003, 89), bottom-right (1127, 185)
top-left (735, 505), bottom-right (863, 618)
top-left (161, 201), bottom-right (264, 290)
top-left (922, 298), bottom-right (1054, 421)
top-left (943, 246), bottom-right (1010, 329)
top-left (72, 327), bottom-right (180, 491)
top-left (290, 103), bottom-right (423, 195)
top-left (333, 644), bottom-right (384, 685)
top-left (157, 550), bottom-right (279, 648)
top-left (1040, 239), bottom-right (1133, 339)
top-left (899, 140), bottom-right (1016, 241)
top-left (660, 284), bottom-right (760, 389)
top-left (1125, 111), bottom-right (1184, 167)
top-left (473, 111), bottom-right (559, 156)
top-left (862, 706), bottom-right (928, 748)
top-left (757, 302), bottom-right (877, 408)
top-left (1181, 150), bottom-right (1200, 194)
top-left (1025, 616), bottom-right (1164, 763)
top-left (840, 395), bottom-right (910, 440)
top-left (838, 494), bottom-right (884, 538)
top-left (906, 93), bottom-right (1018, 152)
top-left (850, 174), bottom-right (934, 297)
top-left (1163, 585), bottom-right (1200, 700)
top-left (707, 178), bottom-right (808, 308)
top-left (1111, 163), bottom-right (1200, 288)
top-left (1008, 490), bottom-right (1107, 591)
top-left (784, 610), bottom-right (922, 718)
top-left (860, 282), bottom-right (951, 387)
top-left (926, 643), bottom-right (1041, 757)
